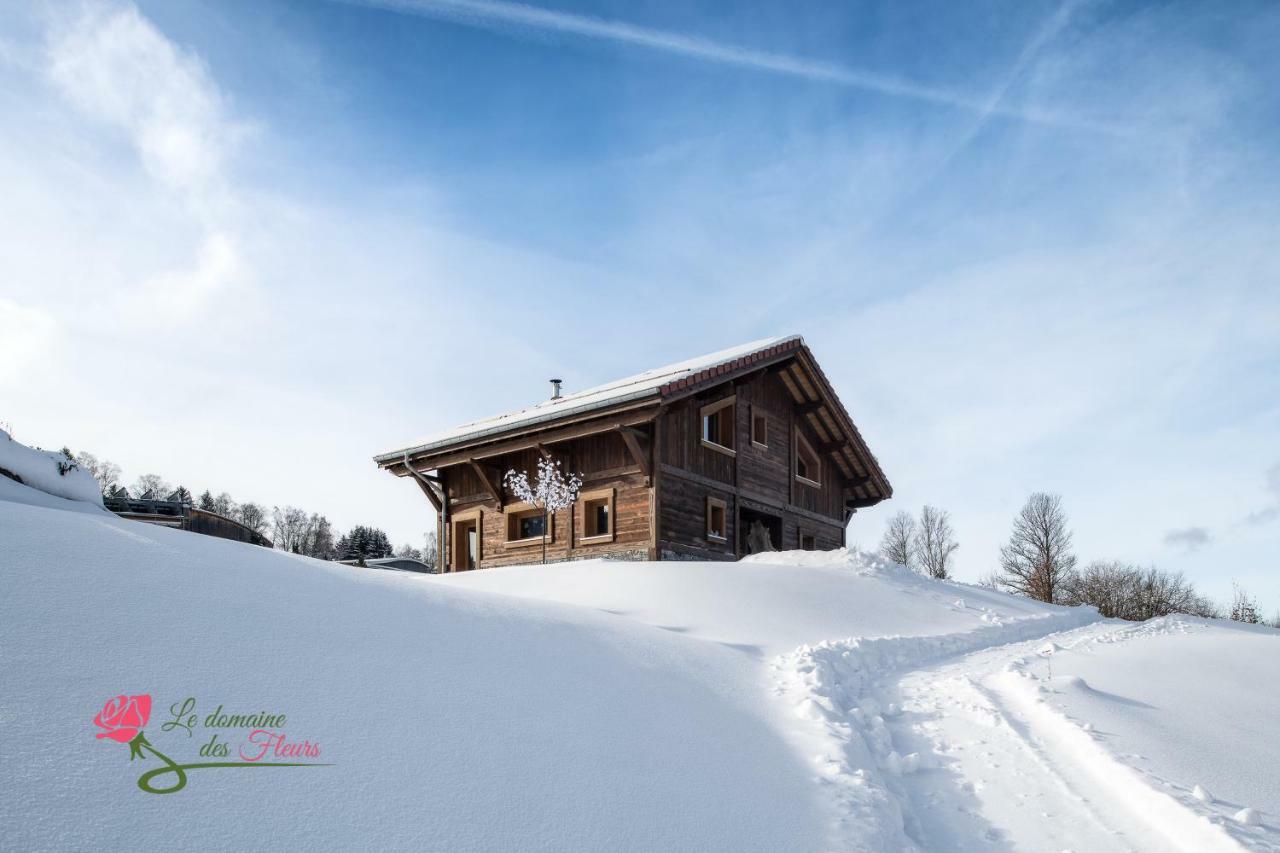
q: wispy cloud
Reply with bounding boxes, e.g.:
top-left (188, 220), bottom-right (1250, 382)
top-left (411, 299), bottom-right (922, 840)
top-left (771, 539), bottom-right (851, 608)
top-left (1163, 526), bottom-right (1212, 552)
top-left (43, 1), bottom-right (247, 319)
top-left (337, 0), bottom-right (1115, 132)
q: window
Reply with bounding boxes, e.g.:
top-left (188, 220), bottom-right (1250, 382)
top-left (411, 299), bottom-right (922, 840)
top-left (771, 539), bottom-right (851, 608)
top-left (751, 408), bottom-right (768, 448)
top-left (700, 396), bottom-right (736, 456)
top-left (799, 532), bottom-right (817, 551)
top-left (579, 488), bottom-right (615, 542)
top-left (505, 503), bottom-right (552, 547)
top-left (795, 431), bottom-right (821, 487)
top-left (706, 496), bottom-right (728, 542)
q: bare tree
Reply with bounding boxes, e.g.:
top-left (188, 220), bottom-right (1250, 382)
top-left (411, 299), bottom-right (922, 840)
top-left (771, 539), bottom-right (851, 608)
top-left (132, 474), bottom-right (171, 500)
top-left (299, 514), bottom-right (334, 559)
top-left (879, 510), bottom-right (917, 569)
top-left (75, 452), bottom-right (121, 495)
top-left (212, 492), bottom-right (237, 519)
top-left (997, 493), bottom-right (1077, 603)
top-left (422, 530), bottom-right (439, 572)
top-left (1061, 561), bottom-right (1210, 621)
top-left (272, 506), bottom-right (313, 553)
top-left (237, 502), bottom-right (269, 536)
top-left (396, 543), bottom-right (424, 560)
top-left (1230, 582), bottom-right (1260, 624)
top-left (913, 505), bottom-right (959, 580)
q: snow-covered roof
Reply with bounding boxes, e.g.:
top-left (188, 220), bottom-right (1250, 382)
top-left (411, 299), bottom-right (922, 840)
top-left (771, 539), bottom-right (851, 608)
top-left (376, 335), bottom-right (802, 463)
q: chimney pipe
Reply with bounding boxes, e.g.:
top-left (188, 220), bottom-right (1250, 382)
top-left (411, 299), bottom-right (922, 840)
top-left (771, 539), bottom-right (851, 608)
top-left (549, 378), bottom-right (563, 400)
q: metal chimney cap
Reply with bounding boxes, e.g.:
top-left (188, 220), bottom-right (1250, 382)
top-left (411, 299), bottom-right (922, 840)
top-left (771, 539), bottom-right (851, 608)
top-left (549, 378), bottom-right (563, 399)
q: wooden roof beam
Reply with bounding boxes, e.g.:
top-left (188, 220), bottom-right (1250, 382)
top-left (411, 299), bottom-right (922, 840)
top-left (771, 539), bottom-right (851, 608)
top-left (796, 400), bottom-right (824, 416)
top-left (398, 406), bottom-right (660, 472)
top-left (616, 425), bottom-right (652, 482)
top-left (402, 453), bottom-right (443, 512)
top-left (468, 459), bottom-right (504, 505)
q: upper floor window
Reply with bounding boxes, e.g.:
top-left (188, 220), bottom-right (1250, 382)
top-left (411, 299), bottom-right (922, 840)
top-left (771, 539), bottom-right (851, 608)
top-left (700, 396), bottom-right (736, 456)
top-left (751, 407), bottom-right (768, 448)
top-left (795, 431), bottom-right (821, 487)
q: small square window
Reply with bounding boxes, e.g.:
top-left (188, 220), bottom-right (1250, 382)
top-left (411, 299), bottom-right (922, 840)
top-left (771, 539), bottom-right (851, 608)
top-left (505, 505), bottom-right (551, 545)
top-left (579, 488), bottom-right (615, 542)
top-left (800, 532), bottom-right (817, 551)
top-left (706, 496), bottom-right (728, 542)
top-left (751, 409), bottom-right (768, 447)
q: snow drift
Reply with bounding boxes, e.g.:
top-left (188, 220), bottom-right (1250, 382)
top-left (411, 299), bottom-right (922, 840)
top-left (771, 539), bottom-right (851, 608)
top-left (3, 469), bottom-right (1278, 851)
top-left (0, 428), bottom-right (102, 506)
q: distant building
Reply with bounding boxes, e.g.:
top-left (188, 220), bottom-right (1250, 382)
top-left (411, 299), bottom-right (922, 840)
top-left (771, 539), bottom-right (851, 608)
top-left (336, 556), bottom-right (437, 574)
top-left (375, 335), bottom-right (891, 571)
top-left (104, 488), bottom-right (272, 548)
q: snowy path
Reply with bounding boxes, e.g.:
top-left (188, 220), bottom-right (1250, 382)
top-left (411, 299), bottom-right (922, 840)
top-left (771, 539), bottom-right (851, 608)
top-left (768, 607), bottom-right (1280, 845)
top-left (885, 621), bottom-right (1247, 851)
top-left (783, 616), bottom-right (1279, 852)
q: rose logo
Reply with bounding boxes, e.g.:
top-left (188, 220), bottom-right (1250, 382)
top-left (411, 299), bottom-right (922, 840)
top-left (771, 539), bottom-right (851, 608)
top-left (94, 693), bottom-right (329, 794)
top-left (94, 694), bottom-right (152, 744)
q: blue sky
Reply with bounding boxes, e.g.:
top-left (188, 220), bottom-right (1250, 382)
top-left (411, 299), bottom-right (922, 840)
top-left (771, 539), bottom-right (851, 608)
top-left (1, 0), bottom-right (1277, 606)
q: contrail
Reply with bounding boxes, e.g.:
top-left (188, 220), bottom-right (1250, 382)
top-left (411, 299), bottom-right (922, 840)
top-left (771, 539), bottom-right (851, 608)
top-left (335, 0), bottom-right (1115, 132)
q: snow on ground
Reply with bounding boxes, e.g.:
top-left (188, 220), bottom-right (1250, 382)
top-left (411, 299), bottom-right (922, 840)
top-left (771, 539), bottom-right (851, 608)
top-left (0, 476), bottom-right (824, 852)
top-left (0, 427), bottom-right (101, 506)
top-left (4, 442), bottom-right (1279, 851)
top-left (436, 550), bottom-right (1073, 657)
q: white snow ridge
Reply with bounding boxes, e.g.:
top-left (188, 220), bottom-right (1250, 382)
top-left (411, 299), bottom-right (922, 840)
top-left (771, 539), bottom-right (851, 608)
top-left (2, 462), bottom-right (1279, 851)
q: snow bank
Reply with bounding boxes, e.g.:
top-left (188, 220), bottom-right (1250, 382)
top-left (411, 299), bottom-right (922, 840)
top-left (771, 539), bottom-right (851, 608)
top-left (6, 477), bottom-right (1276, 852)
top-left (0, 428), bottom-right (102, 506)
top-left (436, 548), bottom-right (1066, 657)
top-left (0, 478), bottom-right (823, 852)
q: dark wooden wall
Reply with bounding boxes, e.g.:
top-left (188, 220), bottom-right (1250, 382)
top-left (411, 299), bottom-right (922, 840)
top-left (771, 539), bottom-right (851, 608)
top-left (656, 369), bottom-right (848, 559)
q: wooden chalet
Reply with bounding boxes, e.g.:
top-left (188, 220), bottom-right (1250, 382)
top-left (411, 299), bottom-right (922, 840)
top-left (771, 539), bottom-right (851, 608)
top-left (374, 336), bottom-right (891, 571)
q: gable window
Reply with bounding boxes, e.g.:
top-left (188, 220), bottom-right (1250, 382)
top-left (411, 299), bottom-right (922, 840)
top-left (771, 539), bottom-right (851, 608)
top-left (700, 396), bottom-right (736, 456)
top-left (795, 431), bottom-right (821, 487)
top-left (706, 496), bottom-right (728, 542)
top-left (751, 407), bottom-right (768, 448)
top-left (579, 488), bottom-right (615, 542)
top-left (505, 503), bottom-right (553, 547)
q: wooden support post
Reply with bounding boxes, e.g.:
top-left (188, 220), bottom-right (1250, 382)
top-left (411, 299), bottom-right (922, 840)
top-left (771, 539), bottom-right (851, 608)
top-left (468, 459), bottom-right (503, 505)
top-left (402, 454), bottom-right (443, 512)
top-left (616, 425), bottom-right (652, 482)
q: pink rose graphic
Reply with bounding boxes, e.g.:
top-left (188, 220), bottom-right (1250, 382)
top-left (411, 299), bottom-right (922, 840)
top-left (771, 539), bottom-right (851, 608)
top-left (95, 693), bottom-right (329, 794)
top-left (94, 694), bottom-right (151, 743)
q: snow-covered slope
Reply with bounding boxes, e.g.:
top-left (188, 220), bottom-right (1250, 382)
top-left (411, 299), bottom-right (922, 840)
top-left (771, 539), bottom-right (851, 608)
top-left (0, 477), bottom-right (824, 852)
top-left (3, 473), bottom-right (1278, 852)
top-left (0, 427), bottom-right (102, 506)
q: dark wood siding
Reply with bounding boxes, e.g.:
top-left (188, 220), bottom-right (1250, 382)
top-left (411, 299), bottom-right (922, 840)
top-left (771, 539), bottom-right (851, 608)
top-left (655, 369), bottom-right (849, 557)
